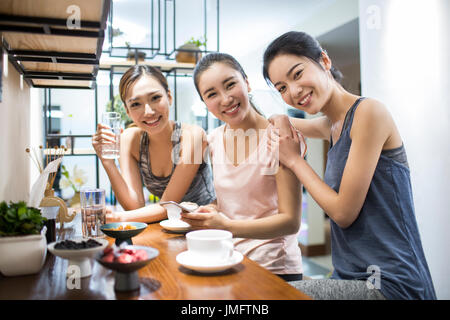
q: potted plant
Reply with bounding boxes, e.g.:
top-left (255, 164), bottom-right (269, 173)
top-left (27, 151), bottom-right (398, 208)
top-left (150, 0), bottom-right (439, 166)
top-left (176, 37), bottom-right (207, 64)
top-left (0, 201), bottom-right (48, 276)
top-left (106, 94), bottom-right (134, 128)
top-left (126, 41), bottom-right (146, 62)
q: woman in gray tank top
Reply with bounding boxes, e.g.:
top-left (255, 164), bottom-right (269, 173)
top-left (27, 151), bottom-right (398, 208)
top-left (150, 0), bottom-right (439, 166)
top-left (262, 31), bottom-right (436, 300)
top-left (92, 65), bottom-right (215, 223)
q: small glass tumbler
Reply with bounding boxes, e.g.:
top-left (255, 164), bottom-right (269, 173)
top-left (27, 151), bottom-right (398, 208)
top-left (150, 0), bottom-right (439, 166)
top-left (80, 188), bottom-right (106, 238)
top-left (101, 112), bottom-right (121, 160)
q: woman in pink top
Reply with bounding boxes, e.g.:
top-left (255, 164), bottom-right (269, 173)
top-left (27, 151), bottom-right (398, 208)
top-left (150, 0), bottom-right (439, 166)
top-left (181, 52), bottom-right (305, 280)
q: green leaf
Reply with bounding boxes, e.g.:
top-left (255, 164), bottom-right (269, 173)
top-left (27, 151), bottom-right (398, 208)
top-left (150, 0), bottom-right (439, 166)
top-left (0, 201), bottom-right (46, 237)
top-left (18, 206), bottom-right (27, 219)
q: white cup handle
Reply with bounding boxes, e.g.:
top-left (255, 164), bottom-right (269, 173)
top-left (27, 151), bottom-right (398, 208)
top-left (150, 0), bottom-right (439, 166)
top-left (222, 240), bottom-right (234, 262)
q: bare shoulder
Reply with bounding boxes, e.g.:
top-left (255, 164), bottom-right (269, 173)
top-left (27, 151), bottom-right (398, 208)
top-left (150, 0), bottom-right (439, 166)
top-left (351, 98), bottom-right (394, 140)
top-left (179, 124), bottom-right (208, 161)
top-left (181, 123), bottom-right (207, 141)
top-left (355, 98), bottom-right (392, 121)
top-left (121, 126), bottom-right (142, 158)
top-left (122, 126), bottom-right (142, 142)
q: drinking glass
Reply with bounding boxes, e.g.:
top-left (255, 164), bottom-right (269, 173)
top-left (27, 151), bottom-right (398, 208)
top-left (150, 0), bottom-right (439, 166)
top-left (101, 112), bottom-right (121, 159)
top-left (80, 188), bottom-right (106, 238)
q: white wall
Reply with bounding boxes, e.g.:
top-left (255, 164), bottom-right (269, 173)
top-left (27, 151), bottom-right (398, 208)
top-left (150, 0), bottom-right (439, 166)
top-left (0, 61), bottom-right (31, 202)
top-left (29, 88), bottom-right (44, 187)
top-left (359, 0), bottom-right (450, 299)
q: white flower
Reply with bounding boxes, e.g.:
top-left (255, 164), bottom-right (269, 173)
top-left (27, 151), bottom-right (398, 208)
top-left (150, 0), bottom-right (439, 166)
top-left (59, 165), bottom-right (88, 192)
top-left (59, 177), bottom-right (71, 190)
top-left (72, 165), bottom-right (88, 189)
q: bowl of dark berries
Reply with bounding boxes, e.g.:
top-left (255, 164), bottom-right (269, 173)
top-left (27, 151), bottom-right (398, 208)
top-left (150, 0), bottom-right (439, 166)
top-left (48, 238), bottom-right (109, 278)
top-left (96, 244), bottom-right (159, 291)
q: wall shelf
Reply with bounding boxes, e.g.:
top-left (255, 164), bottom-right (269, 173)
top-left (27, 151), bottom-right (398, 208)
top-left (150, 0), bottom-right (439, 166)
top-left (99, 58), bottom-right (195, 74)
top-left (44, 148), bottom-right (96, 156)
top-left (0, 0), bottom-right (110, 89)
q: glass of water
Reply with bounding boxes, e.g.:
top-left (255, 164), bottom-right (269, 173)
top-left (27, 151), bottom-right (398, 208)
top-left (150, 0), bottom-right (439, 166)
top-left (101, 112), bottom-right (121, 159)
top-left (80, 188), bottom-right (106, 238)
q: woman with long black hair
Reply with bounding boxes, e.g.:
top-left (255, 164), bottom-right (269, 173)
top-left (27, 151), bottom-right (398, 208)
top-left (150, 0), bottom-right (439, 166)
top-left (263, 31), bottom-right (436, 300)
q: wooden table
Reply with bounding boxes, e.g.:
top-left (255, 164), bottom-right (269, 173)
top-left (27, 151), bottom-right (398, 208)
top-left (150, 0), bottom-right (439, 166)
top-left (0, 214), bottom-right (310, 300)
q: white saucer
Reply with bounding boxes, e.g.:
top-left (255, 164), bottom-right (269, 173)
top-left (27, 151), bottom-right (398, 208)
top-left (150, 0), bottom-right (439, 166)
top-left (176, 250), bottom-right (244, 273)
top-left (160, 219), bottom-right (191, 232)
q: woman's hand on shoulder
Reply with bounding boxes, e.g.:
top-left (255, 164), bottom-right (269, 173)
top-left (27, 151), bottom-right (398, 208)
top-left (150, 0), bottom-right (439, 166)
top-left (269, 114), bottom-right (330, 140)
top-left (268, 125), bottom-right (303, 169)
top-left (268, 114), bottom-right (293, 136)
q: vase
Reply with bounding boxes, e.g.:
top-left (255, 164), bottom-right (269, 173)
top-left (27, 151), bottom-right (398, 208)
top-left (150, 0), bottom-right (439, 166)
top-left (70, 191), bottom-right (81, 208)
top-left (175, 43), bottom-right (202, 64)
top-left (127, 50), bottom-right (146, 62)
top-left (0, 230), bottom-right (47, 276)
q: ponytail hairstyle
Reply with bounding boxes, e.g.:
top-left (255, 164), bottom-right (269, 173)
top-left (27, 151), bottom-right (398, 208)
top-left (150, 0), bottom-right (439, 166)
top-left (193, 52), bottom-right (264, 116)
top-left (262, 31), bottom-right (343, 85)
top-left (119, 64), bottom-right (170, 107)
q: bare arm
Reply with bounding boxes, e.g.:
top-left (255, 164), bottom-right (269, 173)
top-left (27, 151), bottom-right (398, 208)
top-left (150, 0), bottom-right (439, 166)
top-left (93, 127), bottom-right (166, 223)
top-left (277, 99), bottom-right (391, 228)
top-left (109, 127), bottom-right (146, 209)
top-left (270, 114), bottom-right (331, 140)
top-left (92, 125), bottom-right (146, 209)
top-left (225, 165), bottom-right (301, 239)
top-left (109, 125), bottom-right (209, 223)
top-left (181, 125), bottom-right (302, 239)
top-left (159, 124), bottom-right (206, 203)
top-left (92, 125), bottom-right (164, 223)
top-left (181, 165), bottom-right (301, 239)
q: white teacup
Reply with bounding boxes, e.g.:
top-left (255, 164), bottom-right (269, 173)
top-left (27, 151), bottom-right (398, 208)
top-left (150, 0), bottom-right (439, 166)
top-left (165, 203), bottom-right (182, 221)
top-left (186, 229), bottom-right (234, 264)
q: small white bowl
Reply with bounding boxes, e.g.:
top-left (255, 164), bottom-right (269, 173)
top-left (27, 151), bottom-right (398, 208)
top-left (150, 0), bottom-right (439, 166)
top-left (48, 238), bottom-right (109, 278)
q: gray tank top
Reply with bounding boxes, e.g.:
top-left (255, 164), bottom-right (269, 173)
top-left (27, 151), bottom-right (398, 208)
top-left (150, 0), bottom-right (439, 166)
top-left (339, 100), bottom-right (409, 168)
top-left (138, 122), bottom-right (216, 205)
top-left (325, 97), bottom-right (436, 300)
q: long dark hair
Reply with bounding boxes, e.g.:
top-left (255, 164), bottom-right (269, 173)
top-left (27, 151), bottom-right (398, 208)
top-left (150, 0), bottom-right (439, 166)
top-left (262, 31), bottom-right (343, 85)
top-left (193, 52), bottom-right (263, 116)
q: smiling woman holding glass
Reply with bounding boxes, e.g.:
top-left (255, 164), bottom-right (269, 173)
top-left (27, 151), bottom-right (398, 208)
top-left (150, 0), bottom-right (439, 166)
top-left (92, 65), bottom-right (216, 223)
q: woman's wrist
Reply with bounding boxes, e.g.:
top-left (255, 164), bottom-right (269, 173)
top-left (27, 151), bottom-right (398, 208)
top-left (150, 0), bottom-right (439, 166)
top-left (115, 212), bottom-right (124, 222)
top-left (101, 158), bottom-right (117, 168)
top-left (220, 212), bottom-right (234, 234)
top-left (106, 211), bottom-right (123, 223)
top-left (286, 154), bottom-right (301, 170)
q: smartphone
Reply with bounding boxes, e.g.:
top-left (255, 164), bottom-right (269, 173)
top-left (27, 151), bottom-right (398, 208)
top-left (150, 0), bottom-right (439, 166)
top-left (159, 201), bottom-right (197, 213)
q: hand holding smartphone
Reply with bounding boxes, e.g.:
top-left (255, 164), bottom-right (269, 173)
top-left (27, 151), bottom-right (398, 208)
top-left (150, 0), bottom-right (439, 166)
top-left (159, 201), bottom-right (199, 213)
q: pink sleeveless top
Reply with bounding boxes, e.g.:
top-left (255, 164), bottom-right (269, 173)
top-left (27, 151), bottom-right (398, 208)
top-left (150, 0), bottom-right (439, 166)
top-left (207, 125), bottom-right (303, 275)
